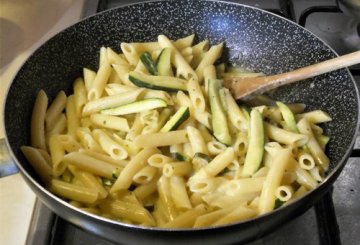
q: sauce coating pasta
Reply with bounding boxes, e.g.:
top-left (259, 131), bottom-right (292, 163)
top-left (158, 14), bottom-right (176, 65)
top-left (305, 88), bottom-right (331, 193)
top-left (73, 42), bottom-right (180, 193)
top-left (21, 34), bottom-right (331, 228)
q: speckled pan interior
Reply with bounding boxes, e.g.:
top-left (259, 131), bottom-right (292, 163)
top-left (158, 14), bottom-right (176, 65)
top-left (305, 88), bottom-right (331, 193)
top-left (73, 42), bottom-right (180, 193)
top-left (4, 0), bottom-right (359, 226)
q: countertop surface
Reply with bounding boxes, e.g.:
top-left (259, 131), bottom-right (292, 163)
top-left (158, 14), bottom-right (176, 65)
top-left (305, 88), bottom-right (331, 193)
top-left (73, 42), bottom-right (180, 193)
top-left (0, 1), bottom-right (84, 244)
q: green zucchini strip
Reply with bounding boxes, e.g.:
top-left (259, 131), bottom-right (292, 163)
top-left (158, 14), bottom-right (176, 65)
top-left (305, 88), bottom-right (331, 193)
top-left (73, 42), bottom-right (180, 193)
top-left (101, 98), bottom-right (167, 116)
top-left (208, 79), bottom-right (232, 145)
top-left (160, 106), bottom-right (190, 132)
top-left (276, 101), bottom-right (298, 133)
top-left (140, 52), bottom-right (158, 75)
top-left (242, 109), bottom-right (264, 176)
top-left (221, 88), bottom-right (249, 131)
top-left (171, 152), bottom-right (190, 162)
top-left (129, 71), bottom-right (187, 92)
top-left (156, 48), bottom-right (174, 76)
top-left (193, 152), bottom-right (212, 162)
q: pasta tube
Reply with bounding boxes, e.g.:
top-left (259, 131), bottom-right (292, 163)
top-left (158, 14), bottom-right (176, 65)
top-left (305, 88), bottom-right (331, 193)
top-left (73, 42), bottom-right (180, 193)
top-left (20, 146), bottom-right (52, 184)
top-left (111, 147), bottom-right (159, 192)
top-left (134, 130), bottom-right (189, 148)
top-left (258, 147), bottom-right (293, 214)
top-left (31, 90), bottom-right (48, 150)
top-left (49, 179), bottom-right (98, 204)
top-left (297, 118), bottom-right (330, 171)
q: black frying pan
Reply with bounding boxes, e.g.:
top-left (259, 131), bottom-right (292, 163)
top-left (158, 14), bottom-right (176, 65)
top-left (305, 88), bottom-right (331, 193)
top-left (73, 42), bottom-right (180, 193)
top-left (4, 1), bottom-right (360, 244)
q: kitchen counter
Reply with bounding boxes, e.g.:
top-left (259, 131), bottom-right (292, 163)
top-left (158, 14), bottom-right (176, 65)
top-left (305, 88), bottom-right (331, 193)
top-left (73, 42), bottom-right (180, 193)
top-left (0, 1), bottom-right (84, 244)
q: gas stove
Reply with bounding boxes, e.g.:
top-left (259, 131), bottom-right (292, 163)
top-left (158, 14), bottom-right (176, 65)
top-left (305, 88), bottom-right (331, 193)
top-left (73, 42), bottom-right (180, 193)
top-left (24, 1), bottom-right (360, 245)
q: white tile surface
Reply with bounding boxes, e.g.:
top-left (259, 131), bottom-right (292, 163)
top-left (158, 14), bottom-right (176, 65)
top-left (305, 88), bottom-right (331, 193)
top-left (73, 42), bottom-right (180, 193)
top-left (0, 0), bottom-right (84, 244)
top-left (0, 174), bottom-right (36, 245)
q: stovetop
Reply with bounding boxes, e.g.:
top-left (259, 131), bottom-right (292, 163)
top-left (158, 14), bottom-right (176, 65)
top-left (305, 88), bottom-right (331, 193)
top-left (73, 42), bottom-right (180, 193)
top-left (25, 1), bottom-right (360, 245)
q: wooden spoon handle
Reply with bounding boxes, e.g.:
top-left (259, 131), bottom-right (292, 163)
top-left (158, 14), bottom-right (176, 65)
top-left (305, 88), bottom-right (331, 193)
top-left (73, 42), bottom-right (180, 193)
top-left (227, 50), bottom-right (360, 100)
top-left (267, 50), bottom-right (360, 85)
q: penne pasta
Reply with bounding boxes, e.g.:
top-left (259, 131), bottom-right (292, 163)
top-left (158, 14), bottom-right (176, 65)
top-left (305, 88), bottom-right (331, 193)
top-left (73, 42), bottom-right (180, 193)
top-left (187, 77), bottom-right (206, 112)
top-left (158, 34), bottom-right (197, 80)
top-left (63, 151), bottom-right (117, 179)
top-left (203, 65), bottom-right (216, 95)
top-left (133, 165), bottom-right (158, 184)
top-left (207, 140), bottom-right (227, 155)
top-left (49, 179), bottom-right (99, 204)
top-left (111, 147), bottom-right (159, 192)
top-left (134, 130), bottom-right (189, 148)
top-left (22, 33), bottom-right (333, 228)
top-left (258, 147), bottom-right (292, 214)
top-left (174, 34), bottom-right (195, 50)
top-left (147, 153), bottom-right (174, 168)
top-left (45, 113), bottom-right (67, 144)
top-left (79, 148), bottom-right (128, 168)
top-left (82, 89), bottom-right (144, 116)
top-left (66, 95), bottom-right (80, 136)
top-left (112, 63), bottom-right (134, 86)
top-left (186, 126), bottom-right (208, 156)
top-left (99, 198), bottom-right (155, 226)
top-left (73, 78), bottom-right (88, 116)
top-left (106, 47), bottom-right (128, 65)
top-left (275, 185), bottom-right (294, 202)
top-left (45, 90), bottom-right (67, 131)
top-left (195, 43), bottom-right (223, 82)
top-left (133, 172), bottom-right (160, 202)
top-left (297, 151), bottom-right (316, 170)
top-left (295, 166), bottom-right (318, 190)
top-left (68, 165), bottom-right (108, 199)
top-left (169, 175), bottom-right (192, 210)
top-left (264, 122), bottom-right (309, 146)
top-left (31, 90), bottom-right (48, 150)
top-left (163, 161), bottom-right (193, 177)
top-left (309, 166), bottom-right (325, 182)
top-left (83, 68), bottom-right (96, 93)
top-left (90, 113), bottom-right (130, 132)
top-left (213, 206), bottom-right (257, 226)
top-left (191, 40), bottom-right (210, 68)
top-left (222, 88), bottom-right (248, 132)
top-left (88, 60), bottom-right (112, 100)
top-left (92, 129), bottom-right (128, 160)
top-left (194, 207), bottom-right (234, 228)
top-left (157, 176), bottom-right (178, 222)
top-left (297, 118), bottom-right (330, 171)
top-left (296, 110), bottom-right (332, 124)
top-left (162, 204), bottom-right (207, 228)
top-left (20, 146), bottom-right (52, 183)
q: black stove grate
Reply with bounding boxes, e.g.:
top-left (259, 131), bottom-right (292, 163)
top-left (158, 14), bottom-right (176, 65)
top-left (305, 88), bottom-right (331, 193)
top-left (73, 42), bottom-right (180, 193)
top-left (25, 1), bottom-right (360, 245)
top-left (298, 6), bottom-right (342, 27)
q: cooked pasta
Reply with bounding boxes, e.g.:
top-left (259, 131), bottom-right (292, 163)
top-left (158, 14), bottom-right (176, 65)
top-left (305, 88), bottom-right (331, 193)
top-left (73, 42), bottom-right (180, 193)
top-left (21, 34), bottom-right (332, 228)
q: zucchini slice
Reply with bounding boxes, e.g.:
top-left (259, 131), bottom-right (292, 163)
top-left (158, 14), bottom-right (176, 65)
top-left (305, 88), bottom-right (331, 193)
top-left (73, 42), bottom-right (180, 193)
top-left (129, 71), bottom-right (187, 92)
top-left (101, 98), bottom-right (167, 116)
top-left (156, 48), bottom-right (173, 76)
top-left (140, 52), bottom-right (158, 75)
top-left (208, 79), bottom-right (232, 145)
top-left (242, 109), bottom-right (264, 176)
top-left (160, 106), bottom-right (190, 132)
top-left (276, 101), bottom-right (298, 133)
top-left (171, 152), bottom-right (190, 162)
top-left (193, 152), bottom-right (212, 162)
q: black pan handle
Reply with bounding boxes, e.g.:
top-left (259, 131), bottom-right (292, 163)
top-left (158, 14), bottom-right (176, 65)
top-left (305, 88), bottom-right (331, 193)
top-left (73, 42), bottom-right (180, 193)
top-left (314, 189), bottom-right (341, 245)
top-left (0, 138), bottom-right (19, 177)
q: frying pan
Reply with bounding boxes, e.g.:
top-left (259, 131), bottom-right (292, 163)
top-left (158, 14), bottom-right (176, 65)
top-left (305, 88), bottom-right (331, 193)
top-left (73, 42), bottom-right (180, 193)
top-left (3, 0), bottom-right (360, 244)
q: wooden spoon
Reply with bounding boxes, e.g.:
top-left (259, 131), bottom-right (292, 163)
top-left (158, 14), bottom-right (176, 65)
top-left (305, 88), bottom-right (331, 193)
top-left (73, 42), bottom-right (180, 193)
top-left (223, 50), bottom-right (360, 100)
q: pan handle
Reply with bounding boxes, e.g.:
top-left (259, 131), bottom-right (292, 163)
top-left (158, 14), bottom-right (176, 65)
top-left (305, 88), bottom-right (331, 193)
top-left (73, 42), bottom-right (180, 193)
top-left (0, 138), bottom-right (19, 177)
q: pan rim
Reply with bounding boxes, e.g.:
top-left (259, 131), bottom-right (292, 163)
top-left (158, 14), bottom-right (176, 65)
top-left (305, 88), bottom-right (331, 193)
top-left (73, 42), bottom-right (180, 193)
top-left (3, 0), bottom-right (360, 235)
